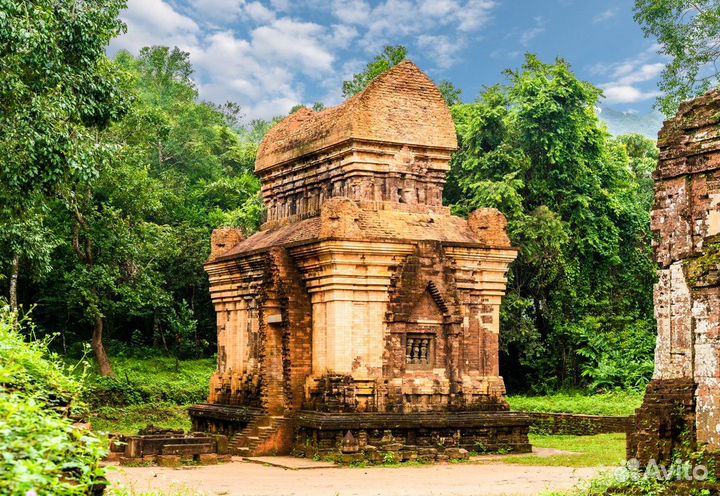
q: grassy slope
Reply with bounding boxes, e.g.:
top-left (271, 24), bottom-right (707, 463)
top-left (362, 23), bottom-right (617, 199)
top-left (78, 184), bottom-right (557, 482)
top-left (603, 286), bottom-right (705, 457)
top-left (84, 356), bottom-right (215, 405)
top-left (507, 390), bottom-right (643, 416)
top-left (89, 402), bottom-right (192, 435)
top-left (84, 356), bottom-right (214, 434)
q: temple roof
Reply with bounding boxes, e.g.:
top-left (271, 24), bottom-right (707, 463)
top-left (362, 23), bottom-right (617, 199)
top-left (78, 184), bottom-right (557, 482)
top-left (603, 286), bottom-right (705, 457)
top-left (214, 207), bottom-right (511, 262)
top-left (255, 61), bottom-right (458, 172)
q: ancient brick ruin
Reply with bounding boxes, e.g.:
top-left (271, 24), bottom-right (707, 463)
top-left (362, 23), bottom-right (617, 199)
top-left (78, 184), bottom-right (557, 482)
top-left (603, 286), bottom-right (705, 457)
top-left (190, 61), bottom-right (530, 462)
top-left (628, 89), bottom-right (720, 464)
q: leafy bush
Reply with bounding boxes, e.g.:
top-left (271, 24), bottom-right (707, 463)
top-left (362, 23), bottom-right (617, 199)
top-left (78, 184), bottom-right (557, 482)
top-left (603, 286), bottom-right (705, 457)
top-left (0, 312), bottom-right (86, 414)
top-left (0, 307), bottom-right (107, 495)
top-left (575, 318), bottom-right (655, 392)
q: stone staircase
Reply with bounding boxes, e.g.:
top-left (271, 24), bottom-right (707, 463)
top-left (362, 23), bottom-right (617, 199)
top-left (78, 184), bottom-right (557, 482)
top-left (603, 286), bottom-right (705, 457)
top-left (228, 415), bottom-right (289, 456)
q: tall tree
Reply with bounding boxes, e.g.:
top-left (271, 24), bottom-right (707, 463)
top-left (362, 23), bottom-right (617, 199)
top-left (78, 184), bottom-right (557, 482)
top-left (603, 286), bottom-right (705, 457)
top-left (33, 46), bottom-right (266, 372)
top-left (635, 0), bottom-right (720, 115)
top-left (0, 0), bottom-right (128, 372)
top-left (449, 56), bottom-right (657, 391)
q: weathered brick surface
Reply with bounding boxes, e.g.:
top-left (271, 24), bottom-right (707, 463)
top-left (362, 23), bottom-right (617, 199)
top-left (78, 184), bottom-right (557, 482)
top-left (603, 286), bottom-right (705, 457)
top-left (629, 89), bottom-right (720, 464)
top-left (292, 411), bottom-right (531, 462)
top-left (526, 412), bottom-right (631, 435)
top-left (191, 60), bottom-right (527, 460)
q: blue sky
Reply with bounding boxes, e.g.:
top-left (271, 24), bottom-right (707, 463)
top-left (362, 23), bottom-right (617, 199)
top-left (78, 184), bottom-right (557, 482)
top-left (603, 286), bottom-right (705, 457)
top-left (109, 0), bottom-right (666, 121)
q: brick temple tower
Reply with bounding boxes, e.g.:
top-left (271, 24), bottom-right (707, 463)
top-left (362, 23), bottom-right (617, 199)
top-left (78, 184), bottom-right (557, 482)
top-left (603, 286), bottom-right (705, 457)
top-left (190, 61), bottom-right (530, 461)
top-left (628, 89), bottom-right (720, 464)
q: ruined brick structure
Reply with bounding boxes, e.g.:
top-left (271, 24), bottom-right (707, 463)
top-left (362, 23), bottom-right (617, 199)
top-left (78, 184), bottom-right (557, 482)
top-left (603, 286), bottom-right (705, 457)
top-left (628, 89), bottom-right (720, 464)
top-left (190, 62), bottom-right (531, 461)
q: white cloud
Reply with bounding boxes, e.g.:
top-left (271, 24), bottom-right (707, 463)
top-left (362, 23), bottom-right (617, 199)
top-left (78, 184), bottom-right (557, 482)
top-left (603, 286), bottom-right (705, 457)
top-left (331, 0), bottom-right (372, 24)
top-left (109, 0), bottom-right (497, 119)
top-left (327, 24), bottom-right (359, 50)
top-left (417, 34), bottom-right (464, 69)
top-left (269, 0), bottom-right (291, 10)
top-left (330, 0), bottom-right (495, 54)
top-left (602, 85), bottom-right (662, 104)
top-left (615, 63), bottom-right (664, 85)
top-left (593, 8), bottom-right (617, 23)
top-left (456, 0), bottom-right (496, 32)
top-left (244, 1), bottom-right (276, 23)
top-left (519, 17), bottom-right (546, 47)
top-left (595, 47), bottom-right (666, 105)
top-left (251, 19), bottom-right (335, 72)
top-left (109, 0), bottom-right (200, 54)
top-left (194, 17), bottom-right (346, 118)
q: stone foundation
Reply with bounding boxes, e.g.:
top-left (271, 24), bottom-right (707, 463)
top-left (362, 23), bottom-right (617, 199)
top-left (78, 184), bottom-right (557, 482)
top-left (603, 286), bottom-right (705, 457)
top-left (109, 429), bottom-right (229, 466)
top-left (292, 410), bottom-right (531, 462)
top-left (188, 404), bottom-right (263, 437)
top-left (627, 379), bottom-right (696, 465)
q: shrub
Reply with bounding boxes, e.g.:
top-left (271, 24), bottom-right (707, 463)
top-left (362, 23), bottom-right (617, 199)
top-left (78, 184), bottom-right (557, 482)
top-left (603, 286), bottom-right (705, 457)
top-left (0, 312), bottom-right (85, 415)
top-left (0, 307), bottom-right (107, 495)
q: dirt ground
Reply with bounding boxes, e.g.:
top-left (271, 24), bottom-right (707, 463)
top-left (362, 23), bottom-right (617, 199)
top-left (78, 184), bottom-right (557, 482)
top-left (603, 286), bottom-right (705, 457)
top-left (108, 459), bottom-right (598, 496)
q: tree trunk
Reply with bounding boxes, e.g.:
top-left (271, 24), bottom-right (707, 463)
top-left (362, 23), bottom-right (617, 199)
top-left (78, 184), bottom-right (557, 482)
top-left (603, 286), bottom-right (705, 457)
top-left (92, 316), bottom-right (115, 377)
top-left (9, 253), bottom-right (19, 312)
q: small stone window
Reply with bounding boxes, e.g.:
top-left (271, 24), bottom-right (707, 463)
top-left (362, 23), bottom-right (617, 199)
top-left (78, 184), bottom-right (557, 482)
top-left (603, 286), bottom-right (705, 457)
top-left (405, 334), bottom-right (434, 368)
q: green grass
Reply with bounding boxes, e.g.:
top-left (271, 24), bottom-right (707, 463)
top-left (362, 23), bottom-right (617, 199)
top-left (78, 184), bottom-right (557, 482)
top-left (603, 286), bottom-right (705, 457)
top-left (108, 484), bottom-right (202, 496)
top-left (81, 356), bottom-right (214, 434)
top-left (497, 433), bottom-right (626, 468)
top-left (507, 390), bottom-right (643, 416)
top-left (83, 356), bottom-right (215, 406)
top-left (88, 402), bottom-right (192, 435)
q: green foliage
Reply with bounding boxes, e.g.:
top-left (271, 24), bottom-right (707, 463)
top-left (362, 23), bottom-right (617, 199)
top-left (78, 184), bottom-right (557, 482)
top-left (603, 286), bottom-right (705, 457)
top-left (507, 390), bottom-right (644, 416)
top-left (0, 309), bottom-right (85, 414)
top-left (438, 80), bottom-right (463, 106)
top-left (89, 402), bottom-right (192, 435)
top-left (0, 0), bottom-right (129, 313)
top-left (0, 308), bottom-right (107, 495)
top-left (0, 0), bottom-right (128, 197)
top-left (634, 0), bottom-right (720, 115)
top-left (21, 46), bottom-right (269, 370)
top-left (166, 300), bottom-right (204, 360)
top-left (82, 356), bottom-right (214, 407)
top-left (449, 55), bottom-right (657, 392)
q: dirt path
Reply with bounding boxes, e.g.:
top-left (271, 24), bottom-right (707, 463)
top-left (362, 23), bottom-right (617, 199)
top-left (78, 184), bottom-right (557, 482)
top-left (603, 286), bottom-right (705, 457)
top-left (108, 460), bottom-right (598, 496)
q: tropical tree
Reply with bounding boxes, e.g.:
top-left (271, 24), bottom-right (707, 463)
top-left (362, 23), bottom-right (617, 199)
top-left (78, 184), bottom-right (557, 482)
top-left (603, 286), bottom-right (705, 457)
top-left (0, 0), bottom-right (128, 373)
top-left (30, 46), bottom-right (265, 374)
top-left (635, 0), bottom-right (720, 115)
top-left (449, 56), bottom-right (657, 390)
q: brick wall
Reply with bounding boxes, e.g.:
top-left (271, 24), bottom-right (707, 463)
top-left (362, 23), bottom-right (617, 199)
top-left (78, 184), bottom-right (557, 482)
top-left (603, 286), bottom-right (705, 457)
top-left (629, 89), bottom-right (720, 464)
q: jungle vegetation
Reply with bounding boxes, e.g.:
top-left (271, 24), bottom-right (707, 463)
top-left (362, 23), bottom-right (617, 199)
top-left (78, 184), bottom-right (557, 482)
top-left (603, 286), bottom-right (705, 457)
top-left (0, 0), bottom-right (711, 395)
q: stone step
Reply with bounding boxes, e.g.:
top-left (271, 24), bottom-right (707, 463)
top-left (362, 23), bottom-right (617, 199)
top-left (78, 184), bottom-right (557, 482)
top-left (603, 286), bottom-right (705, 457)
top-left (227, 415), bottom-right (290, 456)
